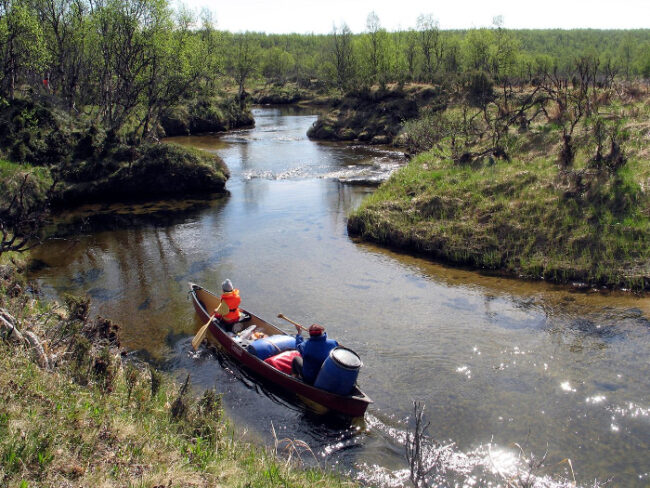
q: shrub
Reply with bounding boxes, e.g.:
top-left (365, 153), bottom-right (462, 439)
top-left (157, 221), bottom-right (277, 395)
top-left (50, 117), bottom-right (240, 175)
top-left (401, 109), bottom-right (449, 154)
top-left (464, 70), bottom-right (495, 108)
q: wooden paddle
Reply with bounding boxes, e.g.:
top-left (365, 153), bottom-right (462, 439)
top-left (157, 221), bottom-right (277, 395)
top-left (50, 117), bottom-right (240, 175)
top-left (191, 316), bottom-right (213, 350)
top-left (277, 313), bottom-right (308, 332)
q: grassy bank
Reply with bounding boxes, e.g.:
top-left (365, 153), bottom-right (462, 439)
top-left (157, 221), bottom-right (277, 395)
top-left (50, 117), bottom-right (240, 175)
top-left (251, 82), bottom-right (341, 106)
top-left (348, 86), bottom-right (650, 290)
top-left (160, 95), bottom-right (254, 137)
top-left (0, 260), bottom-right (353, 487)
top-left (307, 85), bottom-right (441, 144)
top-left (0, 99), bottom-right (230, 208)
top-left (55, 143), bottom-right (229, 206)
top-left (0, 159), bottom-right (53, 201)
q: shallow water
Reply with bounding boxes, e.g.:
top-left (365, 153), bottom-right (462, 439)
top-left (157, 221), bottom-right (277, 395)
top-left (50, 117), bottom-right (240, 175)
top-left (30, 106), bottom-right (650, 487)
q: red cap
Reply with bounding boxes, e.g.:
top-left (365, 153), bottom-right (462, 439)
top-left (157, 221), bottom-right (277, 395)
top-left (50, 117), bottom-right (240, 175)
top-left (309, 324), bottom-right (325, 336)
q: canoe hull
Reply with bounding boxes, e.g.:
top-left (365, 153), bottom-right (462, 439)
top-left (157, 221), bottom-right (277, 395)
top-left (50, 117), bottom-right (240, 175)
top-left (189, 283), bottom-right (372, 417)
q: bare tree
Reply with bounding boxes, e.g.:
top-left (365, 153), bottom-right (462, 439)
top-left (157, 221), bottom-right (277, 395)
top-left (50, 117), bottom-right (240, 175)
top-left (538, 66), bottom-right (586, 169)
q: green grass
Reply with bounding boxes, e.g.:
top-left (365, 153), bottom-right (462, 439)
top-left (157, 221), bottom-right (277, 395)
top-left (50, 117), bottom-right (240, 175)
top-left (55, 142), bottom-right (229, 206)
top-left (349, 96), bottom-right (650, 290)
top-left (0, 159), bottom-right (54, 213)
top-left (0, 159), bottom-right (52, 183)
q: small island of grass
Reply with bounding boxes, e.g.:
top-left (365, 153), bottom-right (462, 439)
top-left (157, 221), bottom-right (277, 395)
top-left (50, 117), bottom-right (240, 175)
top-left (349, 79), bottom-right (650, 290)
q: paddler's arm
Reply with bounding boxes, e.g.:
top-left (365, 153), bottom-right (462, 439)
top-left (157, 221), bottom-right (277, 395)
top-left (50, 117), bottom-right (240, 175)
top-left (295, 330), bottom-right (305, 353)
top-left (214, 300), bottom-right (229, 317)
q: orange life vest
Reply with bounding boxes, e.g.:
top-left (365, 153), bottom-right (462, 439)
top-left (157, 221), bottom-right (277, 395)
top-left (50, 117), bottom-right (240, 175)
top-left (217, 289), bottom-right (241, 323)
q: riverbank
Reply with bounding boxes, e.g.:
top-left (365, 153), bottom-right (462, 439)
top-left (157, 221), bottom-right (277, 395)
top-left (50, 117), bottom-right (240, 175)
top-left (0, 98), bottom-right (237, 208)
top-left (348, 84), bottom-right (650, 290)
top-left (160, 96), bottom-right (255, 137)
top-left (251, 82), bottom-right (341, 107)
top-left (0, 257), bottom-right (354, 487)
top-left (307, 84), bottom-right (443, 145)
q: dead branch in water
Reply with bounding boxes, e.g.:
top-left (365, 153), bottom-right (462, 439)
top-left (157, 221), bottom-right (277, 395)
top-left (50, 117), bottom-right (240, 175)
top-left (405, 400), bottom-right (450, 487)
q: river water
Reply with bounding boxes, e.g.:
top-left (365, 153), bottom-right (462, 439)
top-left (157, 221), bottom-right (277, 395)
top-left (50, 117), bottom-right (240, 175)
top-left (30, 106), bottom-right (649, 487)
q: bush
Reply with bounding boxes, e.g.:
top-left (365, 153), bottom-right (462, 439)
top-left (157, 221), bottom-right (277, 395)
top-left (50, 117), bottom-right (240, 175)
top-left (401, 109), bottom-right (450, 154)
top-left (464, 70), bottom-right (494, 108)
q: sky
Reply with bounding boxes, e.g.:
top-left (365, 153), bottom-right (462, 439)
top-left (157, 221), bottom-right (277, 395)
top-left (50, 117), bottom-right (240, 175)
top-left (179, 0), bottom-right (650, 33)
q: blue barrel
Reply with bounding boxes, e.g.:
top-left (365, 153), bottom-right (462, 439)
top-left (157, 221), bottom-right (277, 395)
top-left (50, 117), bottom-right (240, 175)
top-left (247, 335), bottom-right (296, 360)
top-left (314, 347), bottom-right (362, 395)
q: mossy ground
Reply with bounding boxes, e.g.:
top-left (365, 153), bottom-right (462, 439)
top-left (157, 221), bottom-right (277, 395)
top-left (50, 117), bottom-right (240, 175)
top-left (0, 261), bottom-right (354, 488)
top-left (349, 88), bottom-right (650, 290)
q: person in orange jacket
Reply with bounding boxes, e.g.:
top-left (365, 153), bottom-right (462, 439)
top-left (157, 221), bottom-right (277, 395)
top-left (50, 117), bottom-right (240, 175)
top-left (213, 279), bottom-right (242, 330)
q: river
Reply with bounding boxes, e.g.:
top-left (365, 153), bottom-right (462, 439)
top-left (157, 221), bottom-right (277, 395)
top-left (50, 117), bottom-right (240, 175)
top-left (29, 106), bottom-right (650, 487)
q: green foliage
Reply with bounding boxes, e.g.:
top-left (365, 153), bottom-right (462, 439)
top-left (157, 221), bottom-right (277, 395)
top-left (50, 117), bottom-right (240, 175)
top-left (0, 0), bottom-right (49, 98)
top-left (225, 32), bottom-right (262, 106)
top-left (401, 109), bottom-right (450, 153)
top-left (0, 98), bottom-right (74, 166)
top-left (262, 46), bottom-right (296, 82)
top-left (0, 95), bottom-right (233, 206)
top-left (1, 0), bottom-right (648, 142)
top-left (0, 158), bottom-right (54, 257)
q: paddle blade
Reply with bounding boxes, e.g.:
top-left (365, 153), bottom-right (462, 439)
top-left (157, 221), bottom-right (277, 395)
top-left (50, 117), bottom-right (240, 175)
top-left (191, 321), bottom-right (210, 350)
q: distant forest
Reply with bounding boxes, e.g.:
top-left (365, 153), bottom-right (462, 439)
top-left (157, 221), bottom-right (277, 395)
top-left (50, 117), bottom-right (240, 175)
top-left (1, 0), bottom-right (649, 140)
top-left (252, 24), bottom-right (650, 88)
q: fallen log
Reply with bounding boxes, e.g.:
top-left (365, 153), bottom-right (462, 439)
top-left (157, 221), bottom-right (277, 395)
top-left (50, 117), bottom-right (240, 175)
top-left (0, 308), bottom-right (26, 345)
top-left (24, 330), bottom-right (50, 370)
top-left (1, 308), bottom-right (50, 369)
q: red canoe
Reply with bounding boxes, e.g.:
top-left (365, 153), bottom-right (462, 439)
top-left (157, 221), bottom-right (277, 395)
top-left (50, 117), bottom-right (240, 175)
top-left (189, 283), bottom-right (372, 417)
